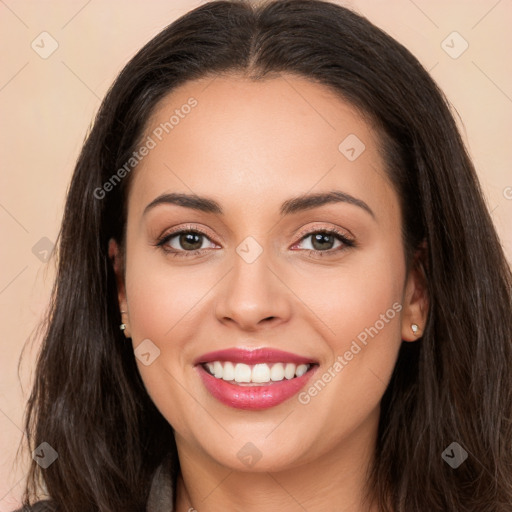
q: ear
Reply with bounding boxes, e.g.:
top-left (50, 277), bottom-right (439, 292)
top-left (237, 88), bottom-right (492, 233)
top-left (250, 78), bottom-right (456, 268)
top-left (401, 242), bottom-right (429, 341)
top-left (108, 238), bottom-right (131, 338)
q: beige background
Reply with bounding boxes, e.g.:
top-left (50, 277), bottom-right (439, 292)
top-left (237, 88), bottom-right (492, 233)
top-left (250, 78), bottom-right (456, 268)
top-left (1, 0), bottom-right (511, 508)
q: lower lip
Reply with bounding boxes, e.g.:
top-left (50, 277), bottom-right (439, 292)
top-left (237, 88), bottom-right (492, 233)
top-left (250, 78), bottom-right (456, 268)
top-left (197, 364), bottom-right (317, 410)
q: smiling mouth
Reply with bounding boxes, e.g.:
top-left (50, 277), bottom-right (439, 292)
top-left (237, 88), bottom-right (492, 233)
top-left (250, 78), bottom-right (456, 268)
top-left (195, 347), bottom-right (319, 409)
top-left (202, 361), bottom-right (316, 386)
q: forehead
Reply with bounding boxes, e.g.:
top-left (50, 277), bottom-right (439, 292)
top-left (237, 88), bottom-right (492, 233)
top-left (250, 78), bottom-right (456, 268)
top-left (127, 74), bottom-right (396, 222)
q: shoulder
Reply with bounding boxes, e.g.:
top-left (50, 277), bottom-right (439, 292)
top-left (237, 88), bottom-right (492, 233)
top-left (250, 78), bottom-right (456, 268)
top-left (12, 501), bottom-right (57, 512)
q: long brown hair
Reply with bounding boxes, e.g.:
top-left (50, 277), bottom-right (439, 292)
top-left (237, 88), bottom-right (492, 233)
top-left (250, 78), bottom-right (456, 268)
top-left (19, 1), bottom-right (512, 510)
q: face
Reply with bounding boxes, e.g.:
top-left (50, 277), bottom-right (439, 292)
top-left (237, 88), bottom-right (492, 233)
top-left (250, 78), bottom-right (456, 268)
top-left (109, 74), bottom-right (426, 474)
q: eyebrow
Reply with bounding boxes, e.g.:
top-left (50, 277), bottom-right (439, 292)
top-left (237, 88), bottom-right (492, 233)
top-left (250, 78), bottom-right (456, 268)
top-left (143, 190), bottom-right (375, 219)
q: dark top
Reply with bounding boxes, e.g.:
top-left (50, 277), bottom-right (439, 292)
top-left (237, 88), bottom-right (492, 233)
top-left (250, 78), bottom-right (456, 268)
top-left (12, 455), bottom-right (175, 512)
top-left (13, 504), bottom-right (55, 512)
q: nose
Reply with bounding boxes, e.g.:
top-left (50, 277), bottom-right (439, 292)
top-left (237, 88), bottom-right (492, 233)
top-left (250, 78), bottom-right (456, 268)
top-left (214, 246), bottom-right (292, 332)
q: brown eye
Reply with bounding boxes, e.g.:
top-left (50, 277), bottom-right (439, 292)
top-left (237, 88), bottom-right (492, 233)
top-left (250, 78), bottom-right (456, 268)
top-left (174, 231), bottom-right (204, 251)
top-left (156, 227), bottom-right (218, 258)
top-left (295, 229), bottom-right (355, 254)
top-left (310, 232), bottom-right (337, 251)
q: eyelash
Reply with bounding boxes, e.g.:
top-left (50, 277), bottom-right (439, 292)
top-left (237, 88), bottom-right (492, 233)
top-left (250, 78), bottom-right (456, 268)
top-left (155, 224), bottom-right (356, 259)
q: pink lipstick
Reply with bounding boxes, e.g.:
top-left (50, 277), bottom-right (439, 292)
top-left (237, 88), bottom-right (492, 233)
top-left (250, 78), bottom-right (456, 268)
top-left (195, 348), bottom-right (318, 410)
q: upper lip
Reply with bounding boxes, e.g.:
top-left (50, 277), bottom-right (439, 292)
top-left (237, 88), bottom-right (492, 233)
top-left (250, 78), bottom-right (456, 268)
top-left (194, 347), bottom-right (318, 366)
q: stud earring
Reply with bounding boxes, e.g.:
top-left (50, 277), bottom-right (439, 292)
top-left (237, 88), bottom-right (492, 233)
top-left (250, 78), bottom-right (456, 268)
top-left (120, 311), bottom-right (128, 331)
top-left (411, 323), bottom-right (419, 335)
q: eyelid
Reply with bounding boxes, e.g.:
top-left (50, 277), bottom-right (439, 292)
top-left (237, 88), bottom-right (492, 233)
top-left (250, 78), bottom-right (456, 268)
top-left (157, 223), bottom-right (216, 243)
top-left (294, 222), bottom-right (355, 243)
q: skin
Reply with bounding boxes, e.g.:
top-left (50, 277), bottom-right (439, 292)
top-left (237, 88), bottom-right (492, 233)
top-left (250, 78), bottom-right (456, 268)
top-left (109, 73), bottom-right (428, 512)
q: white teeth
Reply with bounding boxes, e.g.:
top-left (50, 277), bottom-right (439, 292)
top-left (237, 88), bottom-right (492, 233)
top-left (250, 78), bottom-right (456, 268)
top-left (204, 361), bottom-right (312, 383)
top-left (296, 364), bottom-right (308, 377)
top-left (252, 363), bottom-right (271, 383)
top-left (213, 361), bottom-right (223, 378)
top-left (284, 363), bottom-right (296, 380)
top-left (234, 363), bottom-right (252, 382)
top-left (222, 361), bottom-right (235, 381)
top-left (270, 363), bottom-right (285, 381)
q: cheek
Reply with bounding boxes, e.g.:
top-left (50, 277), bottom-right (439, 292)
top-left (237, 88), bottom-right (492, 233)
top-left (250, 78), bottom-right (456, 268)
top-left (123, 247), bottom-right (223, 431)
top-left (331, 265), bottom-right (402, 347)
top-left (292, 242), bottom-right (405, 434)
top-left (294, 239), bottom-right (405, 352)
top-left (125, 249), bottom-right (211, 343)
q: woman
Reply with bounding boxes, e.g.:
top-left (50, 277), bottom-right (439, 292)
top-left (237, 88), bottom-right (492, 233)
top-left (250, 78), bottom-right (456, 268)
top-left (16, 0), bottom-right (512, 511)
